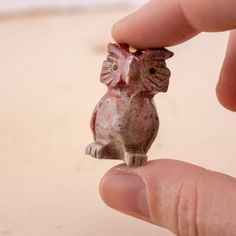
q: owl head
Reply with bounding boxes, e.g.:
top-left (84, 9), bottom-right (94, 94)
top-left (100, 43), bottom-right (173, 94)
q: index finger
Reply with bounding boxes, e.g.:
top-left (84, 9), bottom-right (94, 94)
top-left (112, 0), bottom-right (236, 48)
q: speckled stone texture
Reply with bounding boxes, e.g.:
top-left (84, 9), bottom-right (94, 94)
top-left (86, 43), bottom-right (173, 167)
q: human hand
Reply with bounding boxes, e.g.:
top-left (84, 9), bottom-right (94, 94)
top-left (100, 160), bottom-right (236, 235)
top-left (111, 0), bottom-right (236, 112)
top-left (99, 1), bottom-right (236, 235)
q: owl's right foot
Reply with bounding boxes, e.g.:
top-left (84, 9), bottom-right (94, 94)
top-left (124, 151), bottom-right (148, 167)
top-left (85, 141), bottom-right (107, 159)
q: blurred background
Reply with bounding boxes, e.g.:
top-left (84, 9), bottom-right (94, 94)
top-left (0, 1), bottom-right (235, 236)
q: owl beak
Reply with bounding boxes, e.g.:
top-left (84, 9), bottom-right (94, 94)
top-left (123, 56), bottom-right (135, 84)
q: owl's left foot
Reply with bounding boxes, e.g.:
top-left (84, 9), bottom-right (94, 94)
top-left (85, 141), bottom-right (107, 159)
top-left (124, 152), bottom-right (147, 167)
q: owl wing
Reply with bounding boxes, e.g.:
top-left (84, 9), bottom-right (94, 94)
top-left (90, 95), bottom-right (108, 140)
top-left (90, 108), bottom-right (97, 140)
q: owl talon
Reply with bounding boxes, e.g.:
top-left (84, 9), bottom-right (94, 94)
top-left (124, 152), bottom-right (147, 167)
top-left (85, 141), bottom-right (107, 159)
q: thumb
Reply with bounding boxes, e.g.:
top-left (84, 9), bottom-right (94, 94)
top-left (100, 160), bottom-right (236, 235)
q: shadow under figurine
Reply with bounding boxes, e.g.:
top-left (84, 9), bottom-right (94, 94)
top-left (86, 43), bottom-right (173, 167)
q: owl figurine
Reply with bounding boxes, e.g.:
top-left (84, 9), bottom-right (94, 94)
top-left (85, 43), bottom-right (173, 167)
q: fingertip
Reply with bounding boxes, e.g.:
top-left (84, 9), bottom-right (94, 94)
top-left (111, 21), bottom-right (122, 44)
top-left (111, 0), bottom-right (199, 49)
top-left (99, 164), bottom-right (133, 204)
top-left (216, 77), bottom-right (236, 112)
top-left (216, 30), bottom-right (236, 112)
top-left (99, 165), bottom-right (150, 219)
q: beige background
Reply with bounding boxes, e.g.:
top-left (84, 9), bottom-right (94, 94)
top-left (0, 8), bottom-right (235, 236)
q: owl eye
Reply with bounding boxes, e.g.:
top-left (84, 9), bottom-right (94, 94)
top-left (148, 66), bottom-right (157, 75)
top-left (112, 62), bottom-right (119, 71)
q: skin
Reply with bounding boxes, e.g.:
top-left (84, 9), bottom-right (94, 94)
top-left (99, 0), bottom-right (236, 235)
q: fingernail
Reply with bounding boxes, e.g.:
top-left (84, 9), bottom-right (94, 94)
top-left (100, 173), bottom-right (150, 218)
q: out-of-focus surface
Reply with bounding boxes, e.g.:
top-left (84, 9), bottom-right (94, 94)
top-left (0, 7), bottom-right (235, 236)
top-left (0, 0), bottom-right (146, 13)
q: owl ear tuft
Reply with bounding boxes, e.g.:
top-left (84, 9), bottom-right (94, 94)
top-left (107, 43), bottom-right (130, 56)
top-left (107, 43), bottom-right (122, 58)
top-left (108, 43), bottom-right (119, 52)
top-left (143, 48), bottom-right (174, 61)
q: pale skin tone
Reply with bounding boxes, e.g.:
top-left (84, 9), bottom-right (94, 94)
top-left (99, 0), bottom-right (236, 235)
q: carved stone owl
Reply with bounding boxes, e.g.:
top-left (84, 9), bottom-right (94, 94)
top-left (85, 43), bottom-right (173, 167)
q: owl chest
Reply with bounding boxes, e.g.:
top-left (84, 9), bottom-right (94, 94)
top-left (96, 96), bottom-right (130, 127)
top-left (95, 94), bottom-right (158, 135)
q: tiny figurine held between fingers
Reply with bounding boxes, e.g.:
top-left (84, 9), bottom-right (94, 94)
top-left (85, 43), bottom-right (173, 167)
